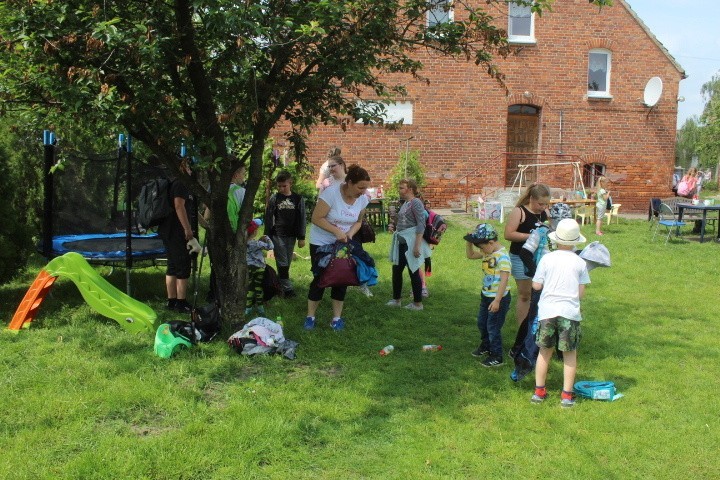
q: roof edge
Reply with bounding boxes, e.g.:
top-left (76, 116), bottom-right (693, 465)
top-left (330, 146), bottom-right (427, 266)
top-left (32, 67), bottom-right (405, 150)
top-left (619, 0), bottom-right (687, 79)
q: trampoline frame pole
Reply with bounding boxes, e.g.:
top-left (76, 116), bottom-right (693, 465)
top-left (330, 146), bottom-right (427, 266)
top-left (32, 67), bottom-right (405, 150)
top-left (42, 130), bottom-right (55, 258)
top-left (124, 134), bottom-right (133, 295)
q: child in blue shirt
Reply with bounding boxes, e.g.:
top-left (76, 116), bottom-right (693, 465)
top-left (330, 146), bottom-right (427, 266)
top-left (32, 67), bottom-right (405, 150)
top-left (465, 223), bottom-right (512, 367)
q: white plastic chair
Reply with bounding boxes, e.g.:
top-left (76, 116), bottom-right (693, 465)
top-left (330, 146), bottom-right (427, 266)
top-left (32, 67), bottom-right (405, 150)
top-left (575, 205), bottom-right (593, 225)
top-left (606, 203), bottom-right (621, 225)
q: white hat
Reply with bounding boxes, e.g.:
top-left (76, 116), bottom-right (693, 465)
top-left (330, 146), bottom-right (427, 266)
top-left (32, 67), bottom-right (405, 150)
top-left (548, 219), bottom-right (587, 246)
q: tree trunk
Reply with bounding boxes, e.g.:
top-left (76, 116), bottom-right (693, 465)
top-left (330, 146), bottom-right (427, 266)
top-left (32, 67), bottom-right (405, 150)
top-left (207, 135), bottom-right (268, 328)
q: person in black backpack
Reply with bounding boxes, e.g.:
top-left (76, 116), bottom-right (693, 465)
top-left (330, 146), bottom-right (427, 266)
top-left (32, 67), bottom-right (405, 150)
top-left (158, 159), bottom-right (198, 313)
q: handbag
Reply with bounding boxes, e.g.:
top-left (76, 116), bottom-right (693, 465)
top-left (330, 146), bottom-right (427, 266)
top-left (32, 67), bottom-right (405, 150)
top-left (355, 219), bottom-right (376, 243)
top-left (317, 245), bottom-right (360, 288)
top-left (605, 196), bottom-right (612, 210)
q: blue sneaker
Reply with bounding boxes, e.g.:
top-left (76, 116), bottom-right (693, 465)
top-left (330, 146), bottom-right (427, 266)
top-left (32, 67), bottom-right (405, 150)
top-left (303, 316), bottom-right (315, 330)
top-left (244, 307), bottom-right (253, 316)
top-left (256, 305), bottom-right (265, 316)
top-left (330, 318), bottom-right (345, 331)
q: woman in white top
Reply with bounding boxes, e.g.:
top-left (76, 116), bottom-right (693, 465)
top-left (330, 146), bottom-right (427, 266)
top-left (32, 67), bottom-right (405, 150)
top-left (305, 164), bottom-right (371, 331)
top-left (315, 147), bottom-right (347, 192)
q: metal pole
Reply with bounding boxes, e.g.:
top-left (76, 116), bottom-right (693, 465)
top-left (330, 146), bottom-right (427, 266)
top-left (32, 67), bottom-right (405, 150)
top-left (404, 136), bottom-right (414, 178)
top-left (42, 130), bottom-right (55, 258)
top-left (124, 134), bottom-right (133, 295)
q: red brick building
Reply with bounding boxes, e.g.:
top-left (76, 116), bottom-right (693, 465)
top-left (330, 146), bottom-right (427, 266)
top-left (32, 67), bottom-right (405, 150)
top-left (297, 0), bottom-right (685, 212)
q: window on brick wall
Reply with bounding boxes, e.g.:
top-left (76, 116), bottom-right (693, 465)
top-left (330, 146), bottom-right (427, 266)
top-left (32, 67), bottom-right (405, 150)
top-left (428, 0), bottom-right (453, 27)
top-left (355, 101), bottom-right (414, 125)
top-left (583, 163), bottom-right (606, 192)
top-left (508, 2), bottom-right (535, 44)
top-left (588, 49), bottom-right (612, 98)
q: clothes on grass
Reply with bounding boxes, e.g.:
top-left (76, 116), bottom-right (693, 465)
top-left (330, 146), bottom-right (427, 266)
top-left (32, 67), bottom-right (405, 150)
top-left (227, 317), bottom-right (298, 359)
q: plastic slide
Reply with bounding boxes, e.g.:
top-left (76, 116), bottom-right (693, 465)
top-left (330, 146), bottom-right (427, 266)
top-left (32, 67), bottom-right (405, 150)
top-left (9, 252), bottom-right (156, 334)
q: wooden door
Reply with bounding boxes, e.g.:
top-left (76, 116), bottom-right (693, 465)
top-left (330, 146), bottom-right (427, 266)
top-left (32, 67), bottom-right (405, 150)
top-left (506, 105), bottom-right (540, 186)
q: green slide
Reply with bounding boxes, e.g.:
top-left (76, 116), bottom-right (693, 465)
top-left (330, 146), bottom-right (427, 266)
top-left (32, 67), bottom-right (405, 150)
top-left (45, 252), bottom-right (156, 334)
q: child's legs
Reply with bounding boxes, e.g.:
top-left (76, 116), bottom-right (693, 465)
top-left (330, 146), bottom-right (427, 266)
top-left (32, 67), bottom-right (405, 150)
top-left (272, 236), bottom-right (296, 290)
top-left (514, 278), bottom-right (533, 326)
top-left (476, 296), bottom-right (491, 349)
top-left (535, 346), bottom-right (554, 388)
top-left (534, 317), bottom-right (559, 387)
top-left (556, 318), bottom-right (581, 393)
top-left (246, 266), bottom-right (264, 307)
top-left (562, 350), bottom-right (577, 393)
top-left (486, 293), bottom-right (511, 357)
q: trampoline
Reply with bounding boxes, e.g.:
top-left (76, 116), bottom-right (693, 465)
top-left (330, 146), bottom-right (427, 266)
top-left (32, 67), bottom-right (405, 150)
top-left (51, 233), bottom-right (166, 264)
top-left (40, 132), bottom-right (176, 290)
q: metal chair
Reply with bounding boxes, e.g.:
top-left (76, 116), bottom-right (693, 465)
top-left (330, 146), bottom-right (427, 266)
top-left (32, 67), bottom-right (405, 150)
top-left (652, 203), bottom-right (686, 244)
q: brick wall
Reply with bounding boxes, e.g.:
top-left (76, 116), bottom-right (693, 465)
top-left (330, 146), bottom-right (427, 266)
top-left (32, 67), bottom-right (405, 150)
top-left (276, 0), bottom-right (684, 213)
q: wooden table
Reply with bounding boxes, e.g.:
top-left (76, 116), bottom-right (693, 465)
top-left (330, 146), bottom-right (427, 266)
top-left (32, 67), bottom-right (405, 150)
top-left (677, 203), bottom-right (720, 243)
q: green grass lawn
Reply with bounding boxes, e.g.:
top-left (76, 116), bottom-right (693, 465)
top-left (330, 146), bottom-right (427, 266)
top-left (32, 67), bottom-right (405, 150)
top-left (1, 216), bottom-right (719, 479)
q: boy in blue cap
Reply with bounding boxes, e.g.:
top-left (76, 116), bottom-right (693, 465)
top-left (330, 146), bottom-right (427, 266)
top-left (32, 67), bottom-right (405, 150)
top-left (465, 223), bottom-right (512, 367)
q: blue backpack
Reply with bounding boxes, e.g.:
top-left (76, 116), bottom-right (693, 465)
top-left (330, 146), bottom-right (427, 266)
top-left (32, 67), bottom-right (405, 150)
top-left (574, 381), bottom-right (621, 401)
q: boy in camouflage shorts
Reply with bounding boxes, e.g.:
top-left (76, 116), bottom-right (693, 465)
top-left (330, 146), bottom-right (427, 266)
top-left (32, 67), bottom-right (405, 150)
top-left (530, 219), bottom-right (590, 408)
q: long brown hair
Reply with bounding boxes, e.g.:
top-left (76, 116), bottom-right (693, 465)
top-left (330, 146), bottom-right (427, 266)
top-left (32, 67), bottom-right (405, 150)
top-left (515, 183), bottom-right (551, 207)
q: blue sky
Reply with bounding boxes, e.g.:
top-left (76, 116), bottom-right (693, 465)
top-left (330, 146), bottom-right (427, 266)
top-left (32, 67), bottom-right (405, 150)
top-left (625, 0), bottom-right (720, 128)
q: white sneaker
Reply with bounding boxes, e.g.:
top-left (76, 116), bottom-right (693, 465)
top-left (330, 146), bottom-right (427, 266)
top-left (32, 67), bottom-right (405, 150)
top-left (404, 303), bottom-right (424, 311)
top-left (359, 284), bottom-right (373, 297)
top-left (386, 299), bottom-right (401, 307)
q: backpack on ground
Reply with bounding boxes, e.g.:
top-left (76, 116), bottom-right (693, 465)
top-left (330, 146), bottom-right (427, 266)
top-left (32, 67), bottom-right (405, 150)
top-left (574, 381), bottom-right (622, 401)
top-left (423, 210), bottom-right (447, 245)
top-left (138, 178), bottom-right (172, 229)
top-left (191, 302), bottom-right (222, 342)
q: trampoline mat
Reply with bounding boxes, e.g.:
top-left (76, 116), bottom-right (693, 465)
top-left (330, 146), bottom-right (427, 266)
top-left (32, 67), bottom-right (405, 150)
top-left (51, 233), bottom-right (166, 261)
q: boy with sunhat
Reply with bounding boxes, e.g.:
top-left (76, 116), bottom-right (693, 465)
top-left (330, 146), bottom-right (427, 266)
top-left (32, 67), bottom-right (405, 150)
top-left (530, 219), bottom-right (590, 407)
top-left (465, 223), bottom-right (512, 367)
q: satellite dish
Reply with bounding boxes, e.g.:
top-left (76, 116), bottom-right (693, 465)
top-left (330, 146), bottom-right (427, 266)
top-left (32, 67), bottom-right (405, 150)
top-left (643, 77), bottom-right (663, 107)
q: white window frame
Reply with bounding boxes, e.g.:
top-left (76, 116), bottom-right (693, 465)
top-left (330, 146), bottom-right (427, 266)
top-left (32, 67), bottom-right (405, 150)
top-left (587, 49), bottom-right (612, 99)
top-left (508, 1), bottom-right (536, 45)
top-left (427, 0), bottom-right (454, 27)
top-left (355, 101), bottom-right (414, 125)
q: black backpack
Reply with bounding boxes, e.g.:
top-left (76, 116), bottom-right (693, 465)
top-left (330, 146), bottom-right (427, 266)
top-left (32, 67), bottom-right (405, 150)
top-left (423, 210), bottom-right (446, 245)
top-left (138, 178), bottom-right (172, 229)
top-left (191, 302), bottom-right (222, 342)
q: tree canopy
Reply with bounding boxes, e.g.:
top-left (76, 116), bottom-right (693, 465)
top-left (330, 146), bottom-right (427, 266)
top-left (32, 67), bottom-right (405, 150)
top-left (0, 0), bottom-right (610, 319)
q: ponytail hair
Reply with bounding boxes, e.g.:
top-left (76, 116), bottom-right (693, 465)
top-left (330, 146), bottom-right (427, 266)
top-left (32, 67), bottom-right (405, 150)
top-left (515, 183), bottom-right (551, 207)
top-left (345, 164), bottom-right (371, 184)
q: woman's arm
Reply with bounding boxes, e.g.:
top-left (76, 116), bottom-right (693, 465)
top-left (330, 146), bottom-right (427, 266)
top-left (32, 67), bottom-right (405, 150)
top-left (347, 208), bottom-right (366, 240)
top-left (504, 206), bottom-right (529, 243)
top-left (311, 198), bottom-right (348, 242)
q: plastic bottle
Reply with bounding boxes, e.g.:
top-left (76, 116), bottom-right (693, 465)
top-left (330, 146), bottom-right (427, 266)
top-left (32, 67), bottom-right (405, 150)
top-left (379, 345), bottom-right (394, 356)
top-left (422, 344), bottom-right (442, 352)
